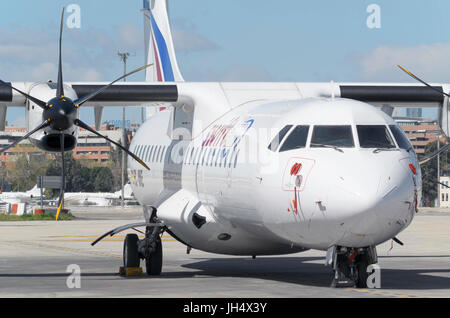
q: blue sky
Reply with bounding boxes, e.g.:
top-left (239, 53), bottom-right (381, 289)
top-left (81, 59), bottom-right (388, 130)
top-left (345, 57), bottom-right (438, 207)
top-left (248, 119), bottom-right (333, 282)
top-left (1, 0), bottom-right (449, 124)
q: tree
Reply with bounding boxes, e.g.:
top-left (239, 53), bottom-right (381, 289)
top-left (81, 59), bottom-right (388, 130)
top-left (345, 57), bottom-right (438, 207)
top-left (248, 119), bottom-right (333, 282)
top-left (93, 167), bottom-right (114, 192)
top-left (109, 140), bottom-right (128, 190)
top-left (44, 152), bottom-right (115, 196)
top-left (4, 152), bottom-right (49, 191)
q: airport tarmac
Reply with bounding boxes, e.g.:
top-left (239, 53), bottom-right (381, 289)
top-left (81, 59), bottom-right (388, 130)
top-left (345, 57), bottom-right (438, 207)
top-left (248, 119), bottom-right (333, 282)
top-left (0, 207), bottom-right (449, 298)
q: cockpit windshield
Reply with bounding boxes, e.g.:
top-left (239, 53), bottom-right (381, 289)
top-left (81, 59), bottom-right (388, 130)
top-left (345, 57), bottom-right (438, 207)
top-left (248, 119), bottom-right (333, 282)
top-left (357, 125), bottom-right (395, 148)
top-left (279, 125), bottom-right (309, 152)
top-left (268, 125), bottom-right (293, 151)
top-left (389, 125), bottom-right (413, 151)
top-left (311, 125), bottom-right (354, 148)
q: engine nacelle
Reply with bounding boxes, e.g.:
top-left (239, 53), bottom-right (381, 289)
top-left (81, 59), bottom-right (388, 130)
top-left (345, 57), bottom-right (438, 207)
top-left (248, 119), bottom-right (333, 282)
top-left (26, 82), bottom-right (79, 152)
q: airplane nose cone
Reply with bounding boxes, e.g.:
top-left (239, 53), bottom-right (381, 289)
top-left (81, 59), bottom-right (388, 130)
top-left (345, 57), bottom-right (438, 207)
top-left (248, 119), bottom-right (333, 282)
top-left (332, 156), bottom-right (416, 247)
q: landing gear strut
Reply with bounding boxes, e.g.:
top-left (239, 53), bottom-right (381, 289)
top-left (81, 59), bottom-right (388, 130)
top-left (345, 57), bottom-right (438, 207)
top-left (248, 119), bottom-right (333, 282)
top-left (331, 246), bottom-right (377, 288)
top-left (137, 207), bottom-right (163, 275)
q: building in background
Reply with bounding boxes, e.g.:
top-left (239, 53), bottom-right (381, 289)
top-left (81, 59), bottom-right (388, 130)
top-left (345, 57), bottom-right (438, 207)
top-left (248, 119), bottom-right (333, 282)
top-left (439, 172), bottom-right (450, 208)
top-left (395, 118), bottom-right (442, 154)
top-left (405, 108), bottom-right (423, 118)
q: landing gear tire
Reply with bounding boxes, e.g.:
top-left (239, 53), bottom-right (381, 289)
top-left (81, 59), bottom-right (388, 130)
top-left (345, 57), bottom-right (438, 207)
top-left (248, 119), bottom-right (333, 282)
top-left (123, 233), bottom-right (140, 269)
top-left (331, 253), bottom-right (355, 288)
top-left (331, 246), bottom-right (377, 288)
top-left (145, 236), bottom-right (163, 276)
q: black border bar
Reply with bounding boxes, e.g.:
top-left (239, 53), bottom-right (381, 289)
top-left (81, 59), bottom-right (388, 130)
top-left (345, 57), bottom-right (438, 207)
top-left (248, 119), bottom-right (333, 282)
top-left (0, 82), bottom-right (12, 102)
top-left (71, 84), bottom-right (178, 102)
top-left (340, 85), bottom-right (444, 103)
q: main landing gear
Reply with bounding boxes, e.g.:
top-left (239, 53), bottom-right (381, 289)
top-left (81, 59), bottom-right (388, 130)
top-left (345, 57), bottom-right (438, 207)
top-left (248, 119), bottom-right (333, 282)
top-left (91, 207), bottom-right (165, 276)
top-left (331, 246), bottom-right (378, 288)
top-left (123, 207), bottom-right (164, 275)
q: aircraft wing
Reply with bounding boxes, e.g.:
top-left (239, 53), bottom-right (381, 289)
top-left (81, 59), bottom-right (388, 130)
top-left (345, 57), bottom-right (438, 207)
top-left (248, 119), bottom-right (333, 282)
top-left (1, 81), bottom-right (447, 107)
top-left (1, 81), bottom-right (449, 135)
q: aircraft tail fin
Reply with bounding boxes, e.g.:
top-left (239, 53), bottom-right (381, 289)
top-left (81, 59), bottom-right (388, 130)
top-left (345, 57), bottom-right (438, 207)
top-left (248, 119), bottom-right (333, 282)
top-left (26, 185), bottom-right (41, 197)
top-left (142, 0), bottom-right (184, 83)
top-left (123, 182), bottom-right (133, 199)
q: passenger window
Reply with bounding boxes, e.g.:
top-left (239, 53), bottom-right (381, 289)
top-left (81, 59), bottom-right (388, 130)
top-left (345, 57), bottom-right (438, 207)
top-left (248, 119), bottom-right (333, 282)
top-left (279, 126), bottom-right (309, 152)
top-left (160, 146), bottom-right (166, 162)
top-left (357, 125), bottom-right (395, 148)
top-left (155, 146), bottom-right (161, 162)
top-left (233, 150), bottom-right (240, 168)
top-left (149, 146), bottom-right (155, 162)
top-left (211, 149), bottom-right (216, 166)
top-left (389, 125), bottom-right (413, 150)
top-left (311, 125), bottom-right (354, 148)
top-left (152, 146), bottom-right (158, 162)
top-left (135, 145), bottom-right (141, 157)
top-left (201, 148), bottom-right (206, 166)
top-left (268, 125), bottom-right (293, 151)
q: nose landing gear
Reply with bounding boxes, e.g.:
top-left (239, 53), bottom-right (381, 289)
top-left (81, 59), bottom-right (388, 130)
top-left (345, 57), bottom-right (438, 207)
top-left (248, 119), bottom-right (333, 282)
top-left (331, 246), bottom-right (378, 288)
top-left (141, 222), bottom-right (163, 276)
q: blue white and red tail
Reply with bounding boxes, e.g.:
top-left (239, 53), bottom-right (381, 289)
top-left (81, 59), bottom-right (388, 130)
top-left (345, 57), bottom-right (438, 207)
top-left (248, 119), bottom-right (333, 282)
top-left (142, 0), bottom-right (184, 83)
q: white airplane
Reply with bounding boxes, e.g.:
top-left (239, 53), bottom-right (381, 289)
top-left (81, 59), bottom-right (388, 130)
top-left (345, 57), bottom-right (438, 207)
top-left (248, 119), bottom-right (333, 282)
top-left (64, 182), bottom-right (134, 206)
top-left (0, 184), bottom-right (41, 204)
top-left (1, 0), bottom-right (449, 287)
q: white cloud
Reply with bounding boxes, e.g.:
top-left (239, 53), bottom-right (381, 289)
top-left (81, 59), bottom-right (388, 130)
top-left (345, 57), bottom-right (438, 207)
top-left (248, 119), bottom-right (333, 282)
top-left (189, 64), bottom-right (273, 82)
top-left (356, 43), bottom-right (450, 82)
top-left (116, 23), bottom-right (143, 52)
top-left (171, 17), bottom-right (219, 52)
top-left (0, 23), bottom-right (147, 83)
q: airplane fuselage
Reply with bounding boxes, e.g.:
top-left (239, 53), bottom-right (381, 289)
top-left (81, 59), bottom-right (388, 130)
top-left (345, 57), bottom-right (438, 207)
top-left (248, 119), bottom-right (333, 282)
top-left (128, 97), bottom-right (420, 255)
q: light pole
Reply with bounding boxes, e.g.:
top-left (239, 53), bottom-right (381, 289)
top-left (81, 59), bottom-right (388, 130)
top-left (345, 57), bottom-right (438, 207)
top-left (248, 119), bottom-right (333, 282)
top-left (437, 134), bottom-right (441, 208)
top-left (118, 52), bottom-right (130, 208)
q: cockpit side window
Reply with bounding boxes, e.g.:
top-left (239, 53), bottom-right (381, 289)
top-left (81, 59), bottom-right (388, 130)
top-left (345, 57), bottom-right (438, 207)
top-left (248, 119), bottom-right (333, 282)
top-left (279, 125), bottom-right (309, 152)
top-left (357, 125), bottom-right (395, 148)
top-left (389, 125), bottom-right (413, 150)
top-left (311, 125), bottom-right (354, 148)
top-left (268, 125), bottom-right (293, 151)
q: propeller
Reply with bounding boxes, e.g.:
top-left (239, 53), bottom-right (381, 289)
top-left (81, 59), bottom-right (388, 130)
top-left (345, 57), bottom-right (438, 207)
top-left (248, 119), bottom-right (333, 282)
top-left (397, 65), bottom-right (449, 166)
top-left (418, 143), bottom-right (449, 165)
top-left (0, 7), bottom-right (152, 220)
top-left (55, 132), bottom-right (65, 221)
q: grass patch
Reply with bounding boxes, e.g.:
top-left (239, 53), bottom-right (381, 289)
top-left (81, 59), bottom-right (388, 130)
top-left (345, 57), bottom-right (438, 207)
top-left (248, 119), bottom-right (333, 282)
top-left (0, 213), bottom-right (74, 221)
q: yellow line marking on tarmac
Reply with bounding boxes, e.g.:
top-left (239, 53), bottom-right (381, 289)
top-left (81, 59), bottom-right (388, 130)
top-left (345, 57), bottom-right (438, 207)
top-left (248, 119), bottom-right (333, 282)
top-left (6, 241), bottom-right (122, 259)
top-left (349, 288), bottom-right (415, 298)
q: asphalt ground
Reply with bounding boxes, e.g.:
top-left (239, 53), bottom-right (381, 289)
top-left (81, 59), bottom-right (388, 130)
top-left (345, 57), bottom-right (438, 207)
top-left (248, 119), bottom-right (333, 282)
top-left (0, 206), bottom-right (449, 298)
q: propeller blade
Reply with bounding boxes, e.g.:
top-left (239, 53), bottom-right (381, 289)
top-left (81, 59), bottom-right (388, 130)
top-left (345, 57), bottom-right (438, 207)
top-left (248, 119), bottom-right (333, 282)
top-left (73, 63), bottom-right (153, 108)
top-left (56, 8), bottom-right (65, 98)
top-left (397, 65), bottom-right (450, 99)
top-left (419, 143), bottom-right (449, 165)
top-left (437, 181), bottom-right (450, 189)
top-left (74, 119), bottom-right (150, 170)
top-left (0, 119), bottom-right (51, 154)
top-left (55, 132), bottom-right (65, 221)
top-left (0, 80), bottom-right (47, 109)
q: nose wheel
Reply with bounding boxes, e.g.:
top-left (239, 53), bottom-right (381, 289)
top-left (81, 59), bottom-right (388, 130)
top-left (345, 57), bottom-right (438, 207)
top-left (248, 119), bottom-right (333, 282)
top-left (123, 233), bottom-right (140, 269)
top-left (120, 208), bottom-right (164, 276)
top-left (145, 235), bottom-right (163, 275)
top-left (139, 208), bottom-right (164, 276)
top-left (331, 246), bottom-right (377, 288)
